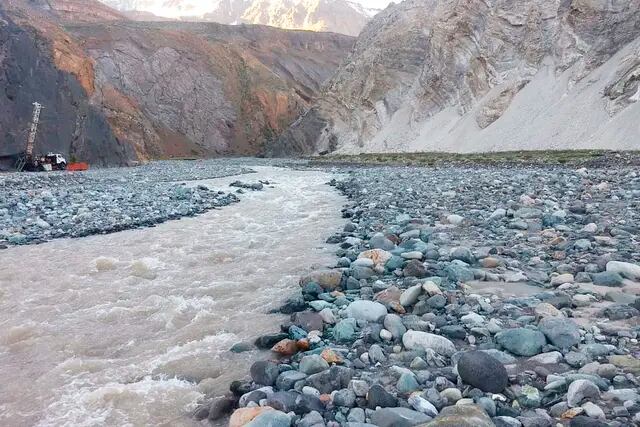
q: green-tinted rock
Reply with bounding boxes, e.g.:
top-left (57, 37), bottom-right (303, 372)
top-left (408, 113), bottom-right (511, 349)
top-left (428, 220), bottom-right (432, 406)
top-left (333, 318), bottom-right (357, 342)
top-left (396, 373), bottom-right (419, 394)
top-left (495, 328), bottom-right (547, 356)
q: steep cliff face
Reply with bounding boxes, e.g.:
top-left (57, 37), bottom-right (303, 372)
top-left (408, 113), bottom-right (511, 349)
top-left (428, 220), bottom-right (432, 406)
top-left (0, 0), bottom-right (354, 166)
top-left (275, 0), bottom-right (640, 155)
top-left (68, 21), bottom-right (353, 155)
top-left (0, 7), bottom-right (134, 167)
top-left (99, 0), bottom-right (378, 36)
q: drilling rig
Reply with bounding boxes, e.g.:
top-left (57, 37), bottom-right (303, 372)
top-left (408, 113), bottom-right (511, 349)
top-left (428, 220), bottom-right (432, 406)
top-left (15, 102), bottom-right (67, 172)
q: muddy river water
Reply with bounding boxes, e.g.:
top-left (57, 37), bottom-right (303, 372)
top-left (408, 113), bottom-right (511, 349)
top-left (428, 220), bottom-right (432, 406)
top-left (0, 167), bottom-right (345, 426)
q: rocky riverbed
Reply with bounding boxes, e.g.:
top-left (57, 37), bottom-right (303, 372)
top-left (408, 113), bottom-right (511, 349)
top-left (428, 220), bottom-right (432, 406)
top-left (201, 162), bottom-right (640, 427)
top-left (0, 160), bottom-right (276, 246)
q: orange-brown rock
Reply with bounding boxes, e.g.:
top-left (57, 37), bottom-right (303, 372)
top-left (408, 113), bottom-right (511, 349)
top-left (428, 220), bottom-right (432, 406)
top-left (358, 249), bottom-right (392, 268)
top-left (479, 257), bottom-right (501, 269)
top-left (296, 339), bottom-right (310, 351)
top-left (319, 394), bottom-right (332, 404)
top-left (561, 407), bottom-right (584, 419)
top-left (271, 339), bottom-right (298, 356)
top-left (375, 286), bottom-right (406, 314)
top-left (229, 407), bottom-right (274, 427)
top-left (300, 270), bottom-right (343, 291)
top-left (321, 348), bottom-right (343, 364)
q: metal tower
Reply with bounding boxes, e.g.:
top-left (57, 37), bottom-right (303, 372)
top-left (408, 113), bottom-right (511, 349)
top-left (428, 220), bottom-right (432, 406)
top-left (26, 102), bottom-right (42, 157)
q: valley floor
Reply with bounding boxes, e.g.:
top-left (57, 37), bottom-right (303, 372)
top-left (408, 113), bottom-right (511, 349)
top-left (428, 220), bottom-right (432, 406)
top-left (1, 157), bottom-right (639, 427)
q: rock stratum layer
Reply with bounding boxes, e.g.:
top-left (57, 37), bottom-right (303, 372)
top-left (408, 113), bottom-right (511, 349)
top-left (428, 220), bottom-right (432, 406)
top-left (99, 0), bottom-right (378, 37)
top-left (0, 0), bottom-right (353, 167)
top-left (274, 0), bottom-right (640, 156)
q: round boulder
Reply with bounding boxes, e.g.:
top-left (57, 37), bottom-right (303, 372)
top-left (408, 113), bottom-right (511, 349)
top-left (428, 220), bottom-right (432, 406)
top-left (250, 360), bottom-right (280, 386)
top-left (495, 328), bottom-right (547, 356)
top-left (345, 300), bottom-right (388, 322)
top-left (538, 317), bottom-right (581, 350)
top-left (457, 351), bottom-right (508, 393)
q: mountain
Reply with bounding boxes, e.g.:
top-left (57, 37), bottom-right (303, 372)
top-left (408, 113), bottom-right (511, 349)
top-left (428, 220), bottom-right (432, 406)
top-left (273, 0), bottom-right (640, 156)
top-left (0, 0), bottom-right (354, 167)
top-left (98, 0), bottom-right (380, 36)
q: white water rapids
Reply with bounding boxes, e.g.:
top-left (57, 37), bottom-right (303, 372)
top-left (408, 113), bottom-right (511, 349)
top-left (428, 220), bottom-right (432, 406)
top-left (0, 167), bottom-right (345, 426)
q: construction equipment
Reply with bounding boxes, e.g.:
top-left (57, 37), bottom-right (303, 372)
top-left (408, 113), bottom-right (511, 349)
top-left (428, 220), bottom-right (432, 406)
top-left (15, 102), bottom-right (68, 172)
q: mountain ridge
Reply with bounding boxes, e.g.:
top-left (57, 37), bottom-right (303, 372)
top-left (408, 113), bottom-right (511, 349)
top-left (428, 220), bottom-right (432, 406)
top-left (0, 0), bottom-right (354, 167)
top-left (98, 0), bottom-right (380, 36)
top-left (273, 0), bottom-right (640, 156)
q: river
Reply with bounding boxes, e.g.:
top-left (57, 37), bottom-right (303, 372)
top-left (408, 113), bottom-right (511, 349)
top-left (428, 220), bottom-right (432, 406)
top-left (0, 166), bottom-right (345, 426)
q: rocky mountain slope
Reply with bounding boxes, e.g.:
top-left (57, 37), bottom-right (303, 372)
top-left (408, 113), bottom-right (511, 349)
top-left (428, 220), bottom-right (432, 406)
top-left (0, 0), bottom-right (353, 167)
top-left (99, 0), bottom-right (379, 36)
top-left (274, 0), bottom-right (640, 155)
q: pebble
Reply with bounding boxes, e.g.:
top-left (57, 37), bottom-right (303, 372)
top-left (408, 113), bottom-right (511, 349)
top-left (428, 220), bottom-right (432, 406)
top-left (567, 379), bottom-right (601, 407)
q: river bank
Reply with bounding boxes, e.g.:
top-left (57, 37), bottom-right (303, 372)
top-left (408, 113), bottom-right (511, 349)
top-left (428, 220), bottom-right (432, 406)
top-left (2, 158), bottom-right (639, 427)
top-left (0, 159), bottom-right (307, 247)
top-left (208, 162), bottom-right (640, 427)
top-left (0, 165), bottom-right (345, 426)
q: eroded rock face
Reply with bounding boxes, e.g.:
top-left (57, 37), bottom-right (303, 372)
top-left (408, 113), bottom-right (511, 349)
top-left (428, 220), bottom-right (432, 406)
top-left (0, 0), bottom-right (354, 167)
top-left (276, 0), bottom-right (640, 155)
top-left (0, 9), bottom-right (132, 168)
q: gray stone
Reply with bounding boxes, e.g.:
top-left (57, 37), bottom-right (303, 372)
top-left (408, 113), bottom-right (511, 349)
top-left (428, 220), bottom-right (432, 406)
top-left (250, 360), bottom-right (280, 386)
top-left (351, 266), bottom-right (376, 280)
top-left (457, 351), bottom-right (508, 393)
top-left (400, 284), bottom-right (423, 306)
top-left (518, 385), bottom-right (541, 408)
top-left (538, 317), bottom-right (581, 350)
top-left (591, 271), bottom-right (625, 287)
top-left (366, 384), bottom-right (398, 409)
top-left (333, 318), bottom-right (357, 342)
top-left (384, 313), bottom-right (407, 339)
top-left (439, 388), bottom-right (462, 404)
top-left (298, 411), bottom-right (324, 427)
top-left (419, 404), bottom-right (494, 427)
top-left (606, 261), bottom-right (640, 280)
top-left (407, 394), bottom-right (438, 417)
top-left (427, 294), bottom-right (447, 309)
top-left (450, 247), bottom-right (475, 265)
top-left (495, 328), bottom-right (547, 356)
top-left (305, 366), bottom-right (353, 394)
top-left (349, 379), bottom-right (370, 397)
top-left (370, 407), bottom-right (431, 427)
top-left (347, 407), bottom-right (366, 423)
top-left (275, 370), bottom-right (307, 390)
top-left (370, 233), bottom-right (396, 251)
top-left (345, 300), bottom-right (388, 322)
top-left (567, 379), bottom-right (600, 407)
top-left (445, 261), bottom-right (475, 282)
top-left (396, 372), bottom-right (420, 394)
top-left (299, 355), bottom-right (330, 375)
top-left (333, 388), bottom-right (357, 407)
top-left (493, 416), bottom-right (521, 427)
top-left (368, 344), bottom-right (387, 364)
top-left (403, 330), bottom-right (456, 357)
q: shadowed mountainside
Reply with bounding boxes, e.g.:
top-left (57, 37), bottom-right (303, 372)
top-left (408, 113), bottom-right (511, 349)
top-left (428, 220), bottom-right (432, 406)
top-left (0, 0), bottom-right (354, 167)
